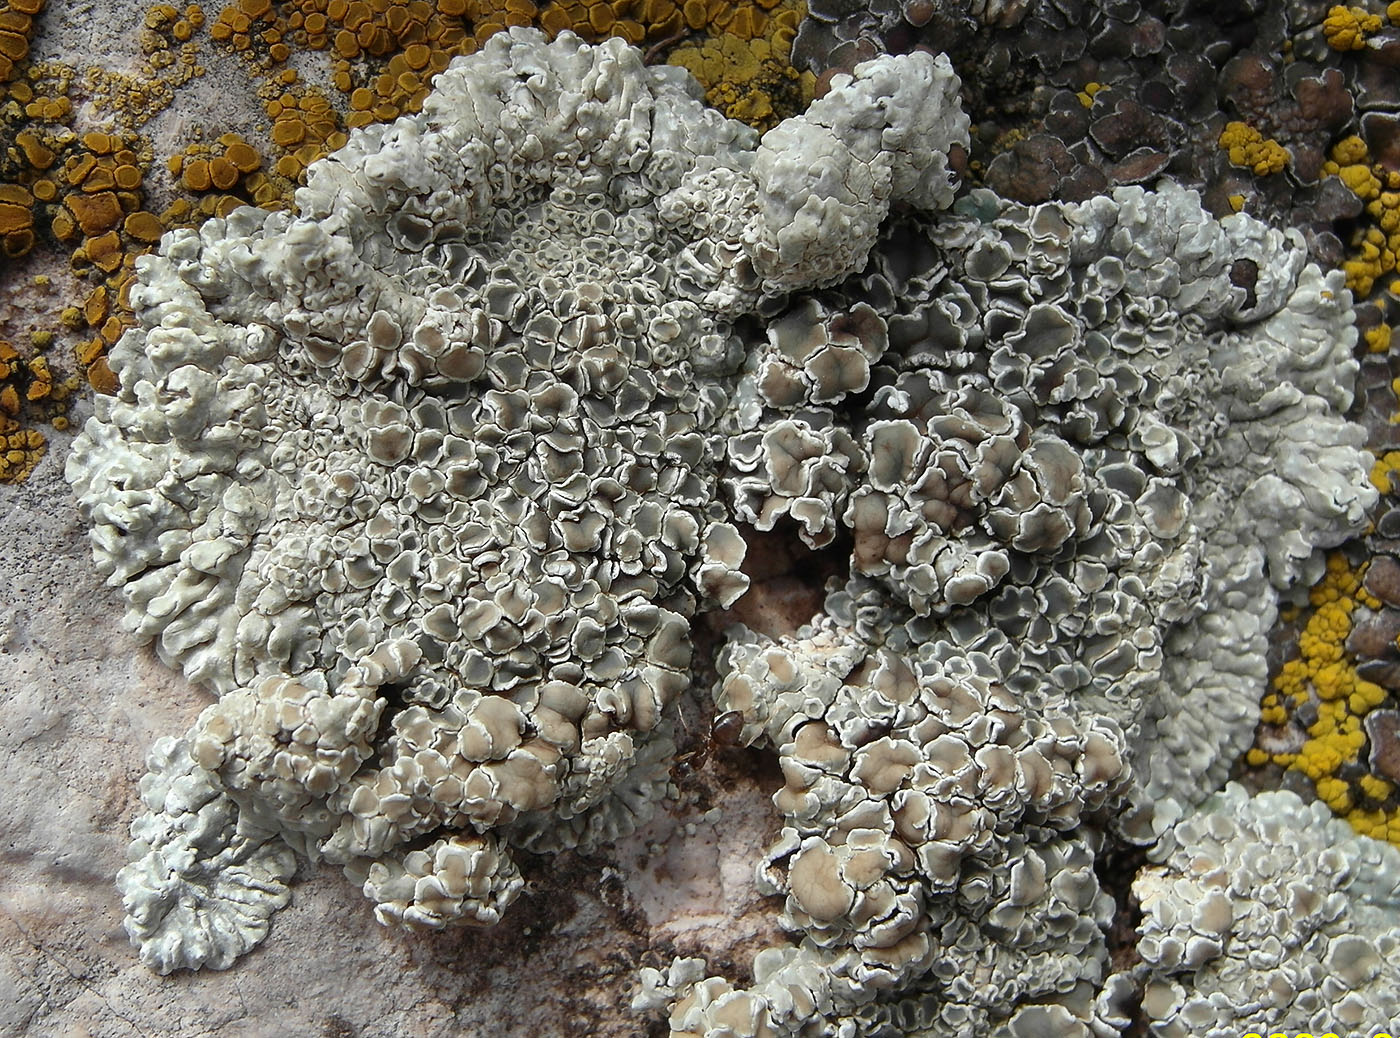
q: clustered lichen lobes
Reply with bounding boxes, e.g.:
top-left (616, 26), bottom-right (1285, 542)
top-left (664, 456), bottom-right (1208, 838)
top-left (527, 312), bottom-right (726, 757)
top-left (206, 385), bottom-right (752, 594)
top-left (0, 0), bottom-right (817, 494)
top-left (1, 0), bottom-right (818, 490)
top-left (0, 0), bottom-right (43, 85)
top-left (206, 0), bottom-right (813, 185)
top-left (1128, 784), bottom-right (1400, 1038)
top-left (1323, 132), bottom-right (1400, 300)
top-left (631, 166), bottom-right (1380, 1036)
top-left (645, 619), bottom-right (1131, 1036)
top-left (0, 14), bottom-right (247, 482)
top-left (66, 28), bottom-right (966, 972)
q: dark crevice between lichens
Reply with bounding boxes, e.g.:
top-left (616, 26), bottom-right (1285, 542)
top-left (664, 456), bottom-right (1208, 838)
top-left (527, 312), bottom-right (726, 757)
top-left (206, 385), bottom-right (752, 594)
top-left (680, 519), bottom-right (845, 797)
top-left (361, 679), bottom-right (413, 771)
top-left (1095, 839), bottom-right (1148, 1038)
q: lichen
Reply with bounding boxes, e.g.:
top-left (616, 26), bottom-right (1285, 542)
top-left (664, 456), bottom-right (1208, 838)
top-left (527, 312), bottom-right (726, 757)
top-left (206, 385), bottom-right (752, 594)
top-left (1323, 134), bottom-right (1400, 299)
top-left (0, 0), bottom-right (819, 490)
top-left (68, 27), bottom-right (969, 968)
top-left (1218, 120), bottom-right (1290, 178)
top-left (667, 0), bottom-right (813, 131)
top-left (1322, 3), bottom-right (1383, 51)
top-left (1251, 551), bottom-right (1400, 843)
top-left (49, 10), bottom-right (1400, 1035)
top-left (1120, 783), bottom-right (1400, 1037)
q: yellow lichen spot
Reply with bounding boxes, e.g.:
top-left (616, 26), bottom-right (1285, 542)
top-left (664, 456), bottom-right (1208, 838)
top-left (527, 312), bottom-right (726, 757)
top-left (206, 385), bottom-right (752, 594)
top-left (1323, 3), bottom-right (1383, 49)
top-left (124, 210), bottom-right (165, 243)
top-left (15, 131), bottom-right (55, 169)
top-left (209, 156), bottom-right (240, 190)
top-left (1360, 774), bottom-right (1394, 801)
top-left (1328, 134), bottom-right (1400, 297)
top-left (1316, 776), bottom-right (1353, 812)
top-left (1252, 550), bottom-right (1400, 845)
top-left (114, 163), bottom-right (143, 190)
top-left (1219, 121), bottom-right (1290, 177)
top-left (182, 156), bottom-right (213, 191)
top-left (0, 421), bottom-right (46, 483)
top-left (1227, 194), bottom-right (1245, 213)
top-left (1366, 323), bottom-right (1392, 353)
top-left (88, 356), bottom-right (119, 395)
top-left (85, 230), bottom-right (125, 272)
top-left (1333, 134), bottom-right (1369, 166)
top-left (1340, 161), bottom-right (1382, 200)
top-left (1371, 458), bottom-right (1394, 495)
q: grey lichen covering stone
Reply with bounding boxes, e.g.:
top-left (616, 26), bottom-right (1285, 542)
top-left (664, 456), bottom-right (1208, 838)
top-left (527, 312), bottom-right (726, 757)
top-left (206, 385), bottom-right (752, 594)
top-left (62, 17), bottom-right (1400, 1036)
top-left (1119, 784), bottom-right (1400, 1037)
top-left (117, 736), bottom-right (295, 974)
top-left (65, 29), bottom-right (969, 972)
top-left (646, 176), bottom-right (1380, 1036)
top-left (726, 180), bottom-right (1373, 820)
top-left (654, 621), bottom-right (1132, 1035)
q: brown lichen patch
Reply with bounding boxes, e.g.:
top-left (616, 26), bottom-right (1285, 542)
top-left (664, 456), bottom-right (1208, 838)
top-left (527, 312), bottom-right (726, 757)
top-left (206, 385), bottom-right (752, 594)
top-left (0, 416), bottom-right (45, 482)
top-left (74, 277), bottom-right (135, 396)
top-left (207, 0), bottom-right (478, 129)
top-left (0, 181), bottom-right (34, 255)
top-left (1364, 709), bottom-right (1400, 782)
top-left (210, 0), bottom-right (284, 56)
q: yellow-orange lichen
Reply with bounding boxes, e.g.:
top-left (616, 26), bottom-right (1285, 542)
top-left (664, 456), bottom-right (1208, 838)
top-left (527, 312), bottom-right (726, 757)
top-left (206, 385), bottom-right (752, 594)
top-left (167, 132), bottom-right (288, 219)
top-left (0, 0), bottom-right (44, 83)
top-left (0, 0), bottom-right (813, 488)
top-left (666, 0), bottom-right (811, 130)
top-left (1254, 548), bottom-right (1400, 846)
top-left (1322, 135), bottom-right (1400, 298)
top-left (206, 0), bottom-right (806, 143)
top-left (82, 5), bottom-right (207, 124)
top-left (1218, 120), bottom-right (1290, 177)
top-left (0, 335), bottom-right (76, 484)
top-left (1323, 3), bottom-right (1382, 49)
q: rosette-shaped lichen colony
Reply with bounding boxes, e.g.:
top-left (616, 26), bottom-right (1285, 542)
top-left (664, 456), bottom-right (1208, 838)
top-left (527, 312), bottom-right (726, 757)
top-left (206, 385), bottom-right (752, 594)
top-left (66, 27), bottom-right (969, 974)
top-left (65, 20), bottom-right (1400, 1038)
